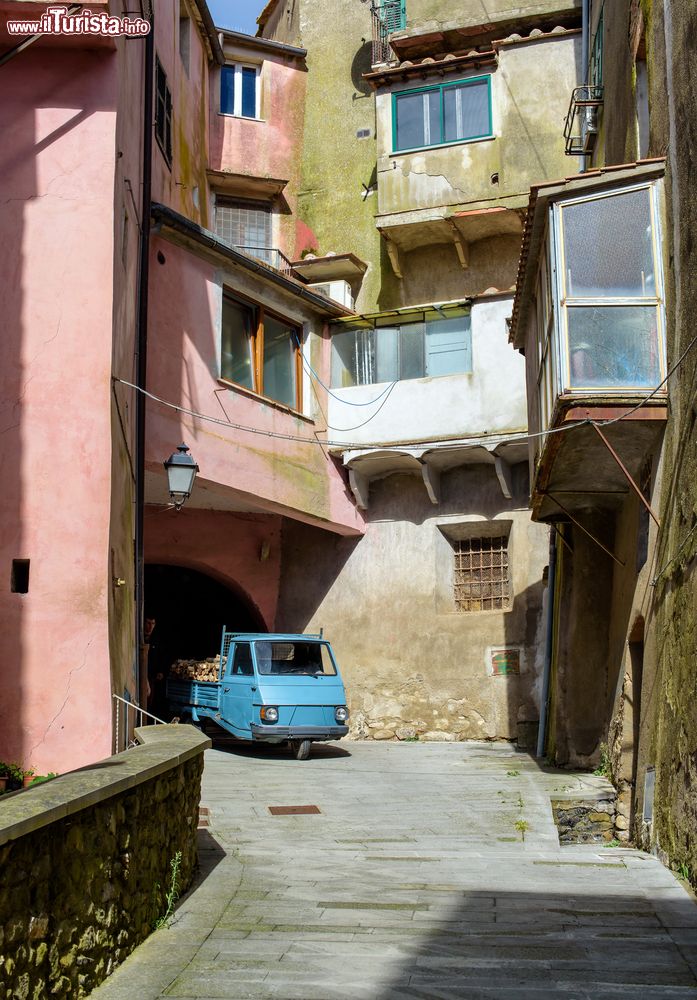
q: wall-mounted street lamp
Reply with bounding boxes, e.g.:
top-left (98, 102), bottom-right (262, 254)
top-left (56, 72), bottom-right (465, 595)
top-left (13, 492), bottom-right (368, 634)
top-left (164, 443), bottom-right (199, 510)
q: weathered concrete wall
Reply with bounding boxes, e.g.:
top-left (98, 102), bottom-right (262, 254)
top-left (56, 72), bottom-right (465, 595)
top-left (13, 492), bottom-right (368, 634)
top-left (398, 0), bottom-right (579, 35)
top-left (639, 0), bottom-right (697, 875)
top-left (0, 726), bottom-right (208, 999)
top-left (278, 465), bottom-right (549, 740)
top-left (295, 0), bottom-right (384, 309)
top-left (375, 32), bottom-right (580, 218)
top-left (328, 295), bottom-right (526, 446)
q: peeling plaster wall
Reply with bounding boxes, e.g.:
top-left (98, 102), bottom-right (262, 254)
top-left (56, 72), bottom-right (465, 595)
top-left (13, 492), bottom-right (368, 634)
top-left (278, 466), bottom-right (549, 741)
top-left (374, 33), bottom-right (580, 219)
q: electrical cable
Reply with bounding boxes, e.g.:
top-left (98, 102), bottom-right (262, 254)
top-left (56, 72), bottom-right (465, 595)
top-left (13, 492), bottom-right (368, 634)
top-left (292, 331), bottom-right (397, 408)
top-left (113, 328), bottom-right (697, 454)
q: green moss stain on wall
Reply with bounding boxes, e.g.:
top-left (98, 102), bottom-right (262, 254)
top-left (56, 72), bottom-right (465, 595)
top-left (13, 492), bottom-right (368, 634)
top-left (297, 0), bottom-right (384, 310)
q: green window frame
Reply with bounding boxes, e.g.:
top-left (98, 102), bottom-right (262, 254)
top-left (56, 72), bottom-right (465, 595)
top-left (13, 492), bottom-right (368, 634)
top-left (392, 75), bottom-right (493, 153)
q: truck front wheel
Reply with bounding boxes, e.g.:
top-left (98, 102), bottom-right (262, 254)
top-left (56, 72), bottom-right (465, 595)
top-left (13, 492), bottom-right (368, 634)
top-left (292, 739), bottom-right (312, 761)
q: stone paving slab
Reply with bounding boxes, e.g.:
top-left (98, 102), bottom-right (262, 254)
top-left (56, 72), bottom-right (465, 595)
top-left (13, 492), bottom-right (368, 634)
top-left (90, 740), bottom-right (697, 999)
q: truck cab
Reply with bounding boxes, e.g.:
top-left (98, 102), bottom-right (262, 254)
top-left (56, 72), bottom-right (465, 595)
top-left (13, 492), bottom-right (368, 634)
top-left (168, 631), bottom-right (350, 760)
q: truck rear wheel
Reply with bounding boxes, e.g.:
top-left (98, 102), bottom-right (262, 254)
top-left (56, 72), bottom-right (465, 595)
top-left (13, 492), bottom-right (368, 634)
top-left (293, 739), bottom-right (312, 761)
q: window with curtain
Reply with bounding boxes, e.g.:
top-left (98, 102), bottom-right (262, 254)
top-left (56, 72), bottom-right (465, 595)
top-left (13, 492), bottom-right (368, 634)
top-left (331, 313), bottom-right (472, 387)
top-left (393, 76), bottom-right (492, 152)
top-left (221, 292), bottom-right (301, 410)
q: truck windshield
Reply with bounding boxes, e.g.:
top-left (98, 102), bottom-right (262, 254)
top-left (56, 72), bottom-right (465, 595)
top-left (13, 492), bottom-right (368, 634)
top-left (253, 641), bottom-right (337, 676)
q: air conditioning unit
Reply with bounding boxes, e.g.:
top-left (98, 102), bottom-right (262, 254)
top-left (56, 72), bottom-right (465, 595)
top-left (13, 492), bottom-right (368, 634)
top-left (581, 104), bottom-right (599, 153)
top-left (308, 280), bottom-right (354, 310)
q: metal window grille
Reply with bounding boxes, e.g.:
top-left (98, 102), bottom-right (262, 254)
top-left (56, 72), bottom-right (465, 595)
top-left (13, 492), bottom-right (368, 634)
top-left (370, 0), bottom-right (405, 64)
top-left (453, 536), bottom-right (510, 612)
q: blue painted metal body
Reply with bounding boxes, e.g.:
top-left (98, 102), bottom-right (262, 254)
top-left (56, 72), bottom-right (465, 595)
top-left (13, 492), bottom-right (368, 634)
top-left (166, 631), bottom-right (350, 745)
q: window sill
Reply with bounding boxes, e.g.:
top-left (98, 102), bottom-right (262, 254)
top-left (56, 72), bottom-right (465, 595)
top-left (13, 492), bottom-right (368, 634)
top-left (217, 378), bottom-right (314, 423)
top-left (218, 112), bottom-right (266, 123)
top-left (390, 134), bottom-right (495, 157)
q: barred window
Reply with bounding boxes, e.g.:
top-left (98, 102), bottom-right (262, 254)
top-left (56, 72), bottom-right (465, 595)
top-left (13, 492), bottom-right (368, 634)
top-left (453, 535), bottom-right (510, 612)
top-left (215, 198), bottom-right (273, 265)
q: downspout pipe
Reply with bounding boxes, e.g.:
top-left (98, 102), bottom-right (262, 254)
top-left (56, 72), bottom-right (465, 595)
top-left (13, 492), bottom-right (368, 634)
top-left (580, 0), bottom-right (590, 174)
top-left (536, 527), bottom-right (558, 759)
top-left (135, 4), bottom-right (154, 708)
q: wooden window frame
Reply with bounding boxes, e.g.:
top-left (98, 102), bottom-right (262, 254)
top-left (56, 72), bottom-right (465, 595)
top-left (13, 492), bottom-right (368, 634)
top-left (222, 291), bottom-right (303, 412)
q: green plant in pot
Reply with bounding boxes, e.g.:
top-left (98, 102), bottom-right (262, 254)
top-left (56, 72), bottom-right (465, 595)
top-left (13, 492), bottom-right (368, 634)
top-left (5, 763), bottom-right (24, 791)
top-left (22, 767), bottom-right (36, 788)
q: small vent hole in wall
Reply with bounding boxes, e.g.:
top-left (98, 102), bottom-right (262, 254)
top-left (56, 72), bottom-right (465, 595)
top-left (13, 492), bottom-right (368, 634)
top-left (11, 559), bottom-right (30, 594)
top-left (356, 128), bottom-right (371, 139)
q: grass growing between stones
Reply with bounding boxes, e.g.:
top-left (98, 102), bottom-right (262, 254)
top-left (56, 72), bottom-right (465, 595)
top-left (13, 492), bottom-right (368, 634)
top-left (154, 851), bottom-right (183, 930)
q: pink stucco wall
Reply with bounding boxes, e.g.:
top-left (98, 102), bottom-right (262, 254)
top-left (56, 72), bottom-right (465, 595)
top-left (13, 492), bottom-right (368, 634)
top-left (208, 47), bottom-right (306, 258)
top-left (145, 237), bottom-right (364, 536)
top-left (0, 47), bottom-right (118, 775)
top-left (145, 508), bottom-right (282, 629)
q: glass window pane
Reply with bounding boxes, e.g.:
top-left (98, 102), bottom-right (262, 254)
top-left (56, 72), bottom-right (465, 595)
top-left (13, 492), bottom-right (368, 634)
top-left (395, 89), bottom-right (440, 150)
top-left (215, 200), bottom-right (271, 253)
top-left (331, 328), bottom-right (376, 386)
top-left (241, 66), bottom-right (257, 117)
top-left (425, 315), bottom-right (472, 376)
top-left (562, 188), bottom-right (656, 298)
top-left (263, 314), bottom-right (297, 407)
top-left (566, 305), bottom-right (662, 388)
top-left (376, 327), bottom-right (400, 382)
top-left (222, 296), bottom-right (255, 389)
top-left (443, 79), bottom-right (490, 142)
top-left (220, 66), bottom-right (234, 114)
top-left (400, 322), bottom-right (424, 380)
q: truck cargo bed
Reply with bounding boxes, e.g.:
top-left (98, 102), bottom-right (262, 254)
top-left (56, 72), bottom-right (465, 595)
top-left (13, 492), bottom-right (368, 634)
top-left (167, 679), bottom-right (220, 710)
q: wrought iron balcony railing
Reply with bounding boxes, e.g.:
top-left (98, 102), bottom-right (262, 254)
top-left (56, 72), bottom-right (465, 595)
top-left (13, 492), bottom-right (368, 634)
top-left (234, 245), bottom-right (295, 276)
top-left (563, 85), bottom-right (604, 156)
top-left (369, 0), bottom-right (406, 65)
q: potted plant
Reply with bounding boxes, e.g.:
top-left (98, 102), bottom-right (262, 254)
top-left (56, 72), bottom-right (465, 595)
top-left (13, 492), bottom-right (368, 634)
top-left (0, 762), bottom-right (9, 792)
top-left (6, 763), bottom-right (24, 791)
top-left (22, 767), bottom-right (36, 788)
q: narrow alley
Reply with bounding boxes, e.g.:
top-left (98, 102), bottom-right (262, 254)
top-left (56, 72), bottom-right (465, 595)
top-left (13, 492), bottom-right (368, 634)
top-left (91, 741), bottom-right (697, 999)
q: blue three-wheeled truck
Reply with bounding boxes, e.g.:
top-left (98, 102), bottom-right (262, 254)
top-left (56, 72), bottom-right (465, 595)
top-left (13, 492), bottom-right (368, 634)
top-left (167, 630), bottom-right (350, 760)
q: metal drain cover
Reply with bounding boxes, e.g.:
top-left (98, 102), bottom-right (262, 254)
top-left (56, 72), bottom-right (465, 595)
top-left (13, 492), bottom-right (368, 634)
top-left (268, 805), bottom-right (321, 815)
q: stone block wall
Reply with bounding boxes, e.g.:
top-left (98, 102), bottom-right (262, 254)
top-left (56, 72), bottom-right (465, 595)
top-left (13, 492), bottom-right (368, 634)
top-left (551, 794), bottom-right (617, 845)
top-left (0, 725), bottom-right (210, 999)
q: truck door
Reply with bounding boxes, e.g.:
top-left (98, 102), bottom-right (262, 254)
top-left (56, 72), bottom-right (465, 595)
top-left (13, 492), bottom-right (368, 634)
top-left (220, 642), bottom-right (255, 737)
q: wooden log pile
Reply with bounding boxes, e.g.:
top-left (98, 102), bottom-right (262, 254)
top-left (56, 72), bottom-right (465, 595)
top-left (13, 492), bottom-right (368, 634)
top-left (169, 654), bottom-right (221, 682)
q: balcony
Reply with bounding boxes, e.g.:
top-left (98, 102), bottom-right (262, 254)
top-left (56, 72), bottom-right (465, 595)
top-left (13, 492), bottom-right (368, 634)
top-left (509, 161), bottom-right (668, 522)
top-left (563, 86), bottom-right (604, 156)
top-left (370, 0), bottom-right (406, 65)
top-left (234, 245), bottom-right (296, 277)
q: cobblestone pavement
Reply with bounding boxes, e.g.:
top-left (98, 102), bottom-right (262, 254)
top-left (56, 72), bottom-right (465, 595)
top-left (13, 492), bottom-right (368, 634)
top-left (91, 740), bottom-right (697, 999)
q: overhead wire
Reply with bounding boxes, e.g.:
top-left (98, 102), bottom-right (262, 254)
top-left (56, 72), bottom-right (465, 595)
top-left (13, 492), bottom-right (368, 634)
top-left (113, 327), bottom-right (697, 453)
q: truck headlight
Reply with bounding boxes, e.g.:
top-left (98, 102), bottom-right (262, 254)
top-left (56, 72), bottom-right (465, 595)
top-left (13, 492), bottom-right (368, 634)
top-left (260, 706), bottom-right (279, 723)
top-left (335, 706), bottom-right (349, 723)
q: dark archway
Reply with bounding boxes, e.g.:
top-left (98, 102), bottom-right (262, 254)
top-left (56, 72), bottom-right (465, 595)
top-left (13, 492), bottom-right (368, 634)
top-left (144, 564), bottom-right (266, 672)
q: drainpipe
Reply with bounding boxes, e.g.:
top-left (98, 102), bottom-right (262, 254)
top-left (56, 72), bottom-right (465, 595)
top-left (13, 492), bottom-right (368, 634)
top-left (135, 3), bottom-right (155, 708)
top-left (536, 527), bottom-right (558, 759)
top-left (582, 0), bottom-right (590, 84)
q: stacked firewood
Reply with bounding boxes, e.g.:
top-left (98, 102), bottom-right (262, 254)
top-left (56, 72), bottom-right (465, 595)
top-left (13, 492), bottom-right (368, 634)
top-left (169, 654), bottom-right (221, 682)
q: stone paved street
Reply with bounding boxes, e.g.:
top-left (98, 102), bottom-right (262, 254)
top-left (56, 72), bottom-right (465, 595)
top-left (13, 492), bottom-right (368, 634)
top-left (91, 740), bottom-right (697, 999)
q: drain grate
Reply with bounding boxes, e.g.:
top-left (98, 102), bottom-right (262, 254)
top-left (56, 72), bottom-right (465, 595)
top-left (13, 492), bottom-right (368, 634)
top-left (268, 805), bottom-right (321, 816)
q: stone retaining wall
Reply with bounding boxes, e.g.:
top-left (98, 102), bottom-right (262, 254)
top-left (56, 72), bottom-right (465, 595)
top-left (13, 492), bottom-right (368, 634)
top-left (0, 724), bottom-right (210, 999)
top-left (551, 794), bottom-right (617, 844)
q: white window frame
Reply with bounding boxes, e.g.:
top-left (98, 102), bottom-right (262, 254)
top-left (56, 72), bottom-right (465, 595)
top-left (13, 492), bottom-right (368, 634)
top-left (220, 63), bottom-right (262, 120)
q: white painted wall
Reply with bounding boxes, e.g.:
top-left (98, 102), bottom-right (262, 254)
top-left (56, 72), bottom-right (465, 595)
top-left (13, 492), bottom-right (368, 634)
top-left (327, 296), bottom-right (527, 445)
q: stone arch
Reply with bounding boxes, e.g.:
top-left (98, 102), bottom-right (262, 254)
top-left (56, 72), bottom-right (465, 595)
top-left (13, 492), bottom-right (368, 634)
top-left (144, 563), bottom-right (267, 669)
